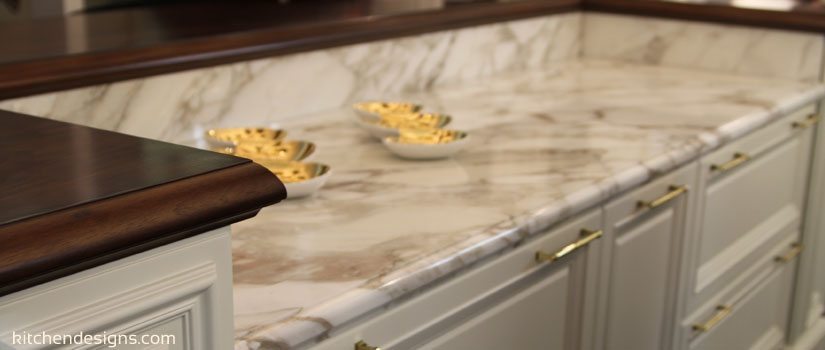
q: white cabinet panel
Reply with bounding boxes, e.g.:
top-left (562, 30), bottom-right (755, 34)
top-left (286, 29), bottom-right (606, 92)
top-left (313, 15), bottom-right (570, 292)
top-left (0, 228), bottom-right (234, 350)
top-left (688, 106), bottom-right (814, 312)
top-left (600, 163), bottom-right (697, 350)
top-left (421, 265), bottom-right (571, 350)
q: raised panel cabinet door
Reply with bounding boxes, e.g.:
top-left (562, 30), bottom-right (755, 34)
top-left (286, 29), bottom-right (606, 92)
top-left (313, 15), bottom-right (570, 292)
top-left (599, 165), bottom-right (695, 350)
top-left (421, 263), bottom-right (573, 350)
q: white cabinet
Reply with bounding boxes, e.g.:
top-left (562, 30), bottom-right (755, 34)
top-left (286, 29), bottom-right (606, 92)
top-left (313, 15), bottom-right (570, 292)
top-left (311, 209), bottom-right (603, 350)
top-left (597, 164), bottom-right (698, 350)
top-left (789, 105), bottom-right (825, 349)
top-left (685, 106), bottom-right (814, 314)
top-left (0, 228), bottom-right (234, 350)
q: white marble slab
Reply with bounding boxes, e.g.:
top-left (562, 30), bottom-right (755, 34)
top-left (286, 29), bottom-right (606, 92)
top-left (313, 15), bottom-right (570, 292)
top-left (583, 13), bottom-right (824, 82)
top-left (0, 13), bottom-right (580, 145)
top-left (231, 60), bottom-right (825, 349)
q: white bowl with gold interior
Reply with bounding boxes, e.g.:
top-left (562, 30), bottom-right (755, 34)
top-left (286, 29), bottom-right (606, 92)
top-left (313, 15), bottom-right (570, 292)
top-left (258, 161), bottom-right (331, 199)
top-left (352, 101), bottom-right (421, 121)
top-left (382, 128), bottom-right (469, 160)
top-left (356, 112), bottom-right (452, 139)
top-left (232, 140), bottom-right (316, 162)
top-left (205, 127), bottom-right (287, 148)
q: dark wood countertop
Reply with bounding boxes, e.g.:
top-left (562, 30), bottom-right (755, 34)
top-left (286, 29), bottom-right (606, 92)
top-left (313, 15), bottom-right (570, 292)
top-left (0, 109), bottom-right (286, 296)
top-left (584, 0), bottom-right (825, 33)
top-left (0, 0), bottom-right (822, 101)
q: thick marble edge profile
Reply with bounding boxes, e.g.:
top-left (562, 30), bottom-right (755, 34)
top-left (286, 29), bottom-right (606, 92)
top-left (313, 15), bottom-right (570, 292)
top-left (235, 73), bottom-right (825, 349)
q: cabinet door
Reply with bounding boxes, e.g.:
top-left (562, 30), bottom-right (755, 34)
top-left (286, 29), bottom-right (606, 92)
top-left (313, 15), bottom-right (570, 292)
top-left (312, 210), bottom-right (603, 350)
top-left (421, 260), bottom-right (575, 350)
top-left (599, 164), bottom-right (697, 350)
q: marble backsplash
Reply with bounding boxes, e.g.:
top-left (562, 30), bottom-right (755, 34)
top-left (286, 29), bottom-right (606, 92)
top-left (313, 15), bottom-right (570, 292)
top-left (582, 13), bottom-right (824, 82)
top-left (0, 13), bottom-right (581, 144)
top-left (2, 12), bottom-right (823, 145)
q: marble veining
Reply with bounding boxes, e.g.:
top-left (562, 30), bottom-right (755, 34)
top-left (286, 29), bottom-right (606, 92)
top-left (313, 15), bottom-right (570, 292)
top-left (232, 60), bottom-right (825, 349)
top-left (583, 13), bottom-right (825, 82)
top-left (0, 13), bottom-right (580, 145)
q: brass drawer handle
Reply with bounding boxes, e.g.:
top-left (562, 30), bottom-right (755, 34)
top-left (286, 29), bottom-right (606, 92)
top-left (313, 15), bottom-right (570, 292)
top-left (355, 340), bottom-right (382, 350)
top-left (638, 185), bottom-right (687, 209)
top-left (793, 114), bottom-right (819, 129)
top-left (692, 305), bottom-right (732, 333)
top-left (710, 153), bottom-right (750, 173)
top-left (775, 243), bottom-right (803, 263)
top-left (536, 229), bottom-right (603, 263)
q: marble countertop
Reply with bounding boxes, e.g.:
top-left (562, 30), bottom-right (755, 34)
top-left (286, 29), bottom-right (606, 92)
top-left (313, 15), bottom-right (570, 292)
top-left (232, 60), bottom-right (825, 349)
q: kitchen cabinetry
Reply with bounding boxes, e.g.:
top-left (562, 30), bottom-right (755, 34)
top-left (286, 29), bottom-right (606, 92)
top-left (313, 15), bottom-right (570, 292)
top-left (678, 106), bottom-right (816, 350)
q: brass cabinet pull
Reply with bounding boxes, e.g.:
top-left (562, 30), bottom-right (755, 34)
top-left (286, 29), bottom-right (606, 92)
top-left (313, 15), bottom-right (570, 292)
top-left (637, 185), bottom-right (688, 209)
top-left (355, 340), bottom-right (382, 350)
top-left (792, 114), bottom-right (819, 129)
top-left (536, 229), bottom-right (603, 263)
top-left (775, 243), bottom-right (803, 263)
top-left (710, 153), bottom-right (750, 173)
top-left (692, 305), bottom-right (732, 333)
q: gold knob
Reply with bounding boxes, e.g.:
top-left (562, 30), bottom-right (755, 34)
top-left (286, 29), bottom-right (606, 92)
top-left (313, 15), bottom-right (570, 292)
top-left (637, 185), bottom-right (687, 209)
top-left (710, 153), bottom-right (750, 173)
top-left (355, 340), bottom-right (382, 350)
top-left (692, 305), bottom-right (732, 333)
top-left (536, 229), bottom-right (603, 262)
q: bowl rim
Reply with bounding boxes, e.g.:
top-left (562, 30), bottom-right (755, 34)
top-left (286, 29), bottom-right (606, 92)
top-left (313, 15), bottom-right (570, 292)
top-left (383, 130), bottom-right (470, 146)
top-left (204, 126), bottom-right (288, 143)
top-left (258, 160), bottom-right (332, 183)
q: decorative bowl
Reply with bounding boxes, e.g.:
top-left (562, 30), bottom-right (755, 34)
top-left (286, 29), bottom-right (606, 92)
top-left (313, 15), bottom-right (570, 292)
top-left (352, 101), bottom-right (421, 120)
top-left (382, 128), bottom-right (470, 160)
top-left (205, 127), bottom-right (287, 148)
top-left (233, 140), bottom-right (316, 162)
top-left (356, 113), bottom-right (452, 139)
top-left (258, 161), bottom-right (332, 199)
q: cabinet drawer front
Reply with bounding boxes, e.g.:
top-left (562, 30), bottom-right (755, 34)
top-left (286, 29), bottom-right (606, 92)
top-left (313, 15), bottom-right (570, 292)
top-left (682, 232), bottom-right (799, 349)
top-left (310, 209), bottom-right (603, 350)
top-left (688, 253), bottom-right (795, 350)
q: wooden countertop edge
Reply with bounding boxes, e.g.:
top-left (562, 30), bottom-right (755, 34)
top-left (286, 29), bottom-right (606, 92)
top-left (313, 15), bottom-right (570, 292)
top-left (0, 0), bottom-right (578, 100)
top-left (584, 0), bottom-right (825, 33)
top-left (0, 161), bottom-right (286, 297)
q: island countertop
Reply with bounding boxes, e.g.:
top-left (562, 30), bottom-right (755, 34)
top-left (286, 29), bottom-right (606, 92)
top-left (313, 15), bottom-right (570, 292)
top-left (0, 111), bottom-right (287, 297)
top-left (232, 60), bottom-right (825, 349)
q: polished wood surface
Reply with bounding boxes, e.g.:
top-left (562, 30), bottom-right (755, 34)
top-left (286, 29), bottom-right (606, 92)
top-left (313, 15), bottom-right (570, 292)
top-left (0, 0), bottom-right (577, 100)
top-left (0, 110), bottom-right (286, 296)
top-left (585, 0), bottom-right (825, 33)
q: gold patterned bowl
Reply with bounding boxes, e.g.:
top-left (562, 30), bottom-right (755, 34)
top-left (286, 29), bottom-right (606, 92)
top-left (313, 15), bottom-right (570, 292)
top-left (352, 101), bottom-right (422, 120)
top-left (382, 128), bottom-right (470, 160)
top-left (205, 127), bottom-right (287, 148)
top-left (258, 161), bottom-right (331, 198)
top-left (356, 112), bottom-right (452, 139)
top-left (233, 140), bottom-right (316, 162)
